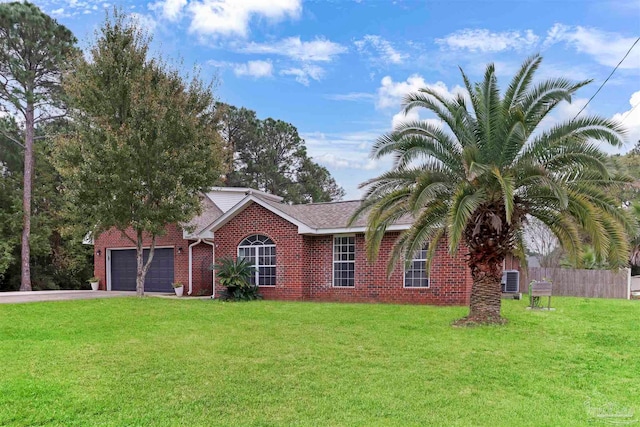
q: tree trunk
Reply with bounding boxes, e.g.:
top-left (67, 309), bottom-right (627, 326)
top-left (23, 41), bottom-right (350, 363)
top-left (456, 253), bottom-right (505, 326)
top-left (135, 230), bottom-right (157, 297)
top-left (466, 261), bottom-right (504, 324)
top-left (457, 201), bottom-right (522, 326)
top-left (20, 102), bottom-right (34, 291)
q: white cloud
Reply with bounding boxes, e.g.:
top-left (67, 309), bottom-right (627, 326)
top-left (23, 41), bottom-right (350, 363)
top-left (207, 60), bottom-right (228, 68)
top-left (302, 129), bottom-right (395, 199)
top-left (303, 130), bottom-right (383, 171)
top-left (354, 35), bottom-right (407, 65)
top-left (42, 0), bottom-right (108, 17)
top-left (187, 0), bottom-right (301, 38)
top-left (613, 90), bottom-right (640, 148)
top-left (149, 0), bottom-right (187, 21)
top-left (130, 13), bottom-right (157, 33)
top-left (377, 74), bottom-right (428, 109)
top-left (280, 64), bottom-right (324, 85)
top-left (377, 74), bottom-right (466, 110)
top-left (377, 75), bottom-right (468, 129)
top-left (324, 92), bottom-right (376, 102)
top-left (50, 8), bottom-right (68, 17)
top-left (436, 28), bottom-right (539, 52)
top-left (315, 153), bottom-right (377, 170)
top-left (233, 60), bottom-right (273, 78)
top-left (391, 109), bottom-right (420, 129)
top-left (543, 24), bottom-right (640, 69)
top-left (207, 59), bottom-right (273, 79)
top-left (238, 36), bottom-right (347, 62)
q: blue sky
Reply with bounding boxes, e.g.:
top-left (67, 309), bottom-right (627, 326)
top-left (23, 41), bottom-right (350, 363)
top-left (27, 0), bottom-right (640, 199)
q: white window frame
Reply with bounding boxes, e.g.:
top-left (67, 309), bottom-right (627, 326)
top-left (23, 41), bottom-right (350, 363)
top-left (333, 234), bottom-right (355, 288)
top-left (403, 246), bottom-right (430, 288)
top-left (237, 235), bottom-right (276, 287)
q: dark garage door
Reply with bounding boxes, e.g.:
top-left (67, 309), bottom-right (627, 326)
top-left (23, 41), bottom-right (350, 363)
top-left (111, 248), bottom-right (174, 292)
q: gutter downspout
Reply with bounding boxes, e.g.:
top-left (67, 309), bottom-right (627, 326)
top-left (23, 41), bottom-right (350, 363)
top-left (188, 239), bottom-right (202, 295)
top-left (202, 239), bottom-right (215, 299)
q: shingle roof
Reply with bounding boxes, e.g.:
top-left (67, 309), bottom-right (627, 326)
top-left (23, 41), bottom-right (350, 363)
top-left (190, 189), bottom-right (413, 237)
top-left (185, 196), bottom-right (223, 235)
top-left (260, 198), bottom-right (413, 230)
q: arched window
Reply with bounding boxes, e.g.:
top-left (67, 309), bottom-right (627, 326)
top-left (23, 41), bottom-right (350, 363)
top-left (238, 235), bottom-right (276, 286)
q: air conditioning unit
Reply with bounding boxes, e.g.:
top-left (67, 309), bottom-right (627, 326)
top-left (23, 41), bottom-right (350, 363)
top-left (501, 270), bottom-right (520, 293)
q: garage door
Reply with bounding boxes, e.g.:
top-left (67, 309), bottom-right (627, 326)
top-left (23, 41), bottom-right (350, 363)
top-left (110, 248), bottom-right (174, 292)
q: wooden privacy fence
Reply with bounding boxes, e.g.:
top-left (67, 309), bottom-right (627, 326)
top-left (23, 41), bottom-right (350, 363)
top-left (527, 267), bottom-right (630, 299)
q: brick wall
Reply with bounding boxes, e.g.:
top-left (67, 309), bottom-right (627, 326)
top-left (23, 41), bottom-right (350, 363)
top-left (214, 203), bottom-right (307, 300)
top-left (93, 224), bottom-right (212, 295)
top-left (93, 200), bottom-right (503, 305)
top-left (213, 202), bottom-right (473, 305)
top-left (303, 233), bottom-right (471, 305)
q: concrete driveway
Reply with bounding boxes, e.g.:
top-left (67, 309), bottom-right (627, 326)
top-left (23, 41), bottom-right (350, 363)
top-left (0, 290), bottom-right (137, 304)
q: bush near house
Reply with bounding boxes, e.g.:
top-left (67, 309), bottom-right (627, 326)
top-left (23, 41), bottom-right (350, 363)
top-left (214, 257), bottom-right (262, 301)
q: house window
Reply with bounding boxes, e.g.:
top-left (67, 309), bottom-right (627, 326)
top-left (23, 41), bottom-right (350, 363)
top-left (404, 246), bottom-right (429, 288)
top-left (333, 236), bottom-right (355, 287)
top-left (238, 235), bottom-right (276, 286)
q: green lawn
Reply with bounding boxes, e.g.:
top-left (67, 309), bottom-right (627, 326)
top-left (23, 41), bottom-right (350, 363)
top-left (0, 297), bottom-right (639, 426)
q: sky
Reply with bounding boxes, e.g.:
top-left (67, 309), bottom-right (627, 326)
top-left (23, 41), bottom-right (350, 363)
top-left (21, 0), bottom-right (640, 199)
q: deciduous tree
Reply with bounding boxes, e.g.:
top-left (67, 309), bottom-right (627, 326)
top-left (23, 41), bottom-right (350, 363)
top-left (56, 11), bottom-right (225, 296)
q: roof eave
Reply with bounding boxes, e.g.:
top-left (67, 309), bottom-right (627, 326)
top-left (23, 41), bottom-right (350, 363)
top-left (300, 224), bottom-right (411, 235)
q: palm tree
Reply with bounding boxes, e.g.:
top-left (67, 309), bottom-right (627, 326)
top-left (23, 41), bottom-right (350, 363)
top-left (352, 55), bottom-right (636, 325)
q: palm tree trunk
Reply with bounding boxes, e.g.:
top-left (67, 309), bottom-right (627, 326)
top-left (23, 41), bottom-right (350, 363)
top-left (20, 102), bottom-right (34, 292)
top-left (468, 265), bottom-right (503, 322)
top-left (457, 257), bottom-right (505, 325)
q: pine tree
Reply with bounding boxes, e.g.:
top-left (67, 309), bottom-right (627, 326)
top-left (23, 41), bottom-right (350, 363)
top-left (0, 2), bottom-right (78, 291)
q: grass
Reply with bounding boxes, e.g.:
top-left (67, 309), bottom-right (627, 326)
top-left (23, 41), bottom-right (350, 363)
top-left (0, 297), bottom-right (639, 426)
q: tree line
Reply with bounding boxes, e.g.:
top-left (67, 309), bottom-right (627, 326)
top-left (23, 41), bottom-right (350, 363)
top-left (0, 3), bottom-right (343, 292)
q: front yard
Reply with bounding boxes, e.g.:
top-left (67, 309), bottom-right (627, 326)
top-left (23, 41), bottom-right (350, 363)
top-left (0, 297), bottom-right (638, 426)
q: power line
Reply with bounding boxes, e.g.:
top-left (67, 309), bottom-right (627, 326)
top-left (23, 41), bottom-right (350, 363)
top-left (572, 36), bottom-right (640, 121)
top-left (620, 101), bottom-right (640, 125)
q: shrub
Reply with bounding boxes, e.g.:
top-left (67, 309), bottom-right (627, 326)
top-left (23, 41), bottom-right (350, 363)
top-left (213, 257), bottom-right (262, 301)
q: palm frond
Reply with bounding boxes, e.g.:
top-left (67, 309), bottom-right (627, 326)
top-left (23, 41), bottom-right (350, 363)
top-left (492, 167), bottom-right (515, 223)
top-left (356, 55), bottom-right (634, 281)
top-left (521, 78), bottom-right (591, 130)
top-left (503, 54), bottom-right (542, 110)
top-left (447, 185), bottom-right (487, 254)
top-left (387, 204), bottom-right (447, 275)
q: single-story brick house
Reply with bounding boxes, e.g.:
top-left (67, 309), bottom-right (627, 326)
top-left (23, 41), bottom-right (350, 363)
top-left (93, 187), bottom-right (521, 305)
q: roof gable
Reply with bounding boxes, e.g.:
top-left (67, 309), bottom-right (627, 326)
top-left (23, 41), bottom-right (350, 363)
top-left (204, 195), bottom-right (315, 235)
top-left (197, 193), bottom-right (412, 237)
